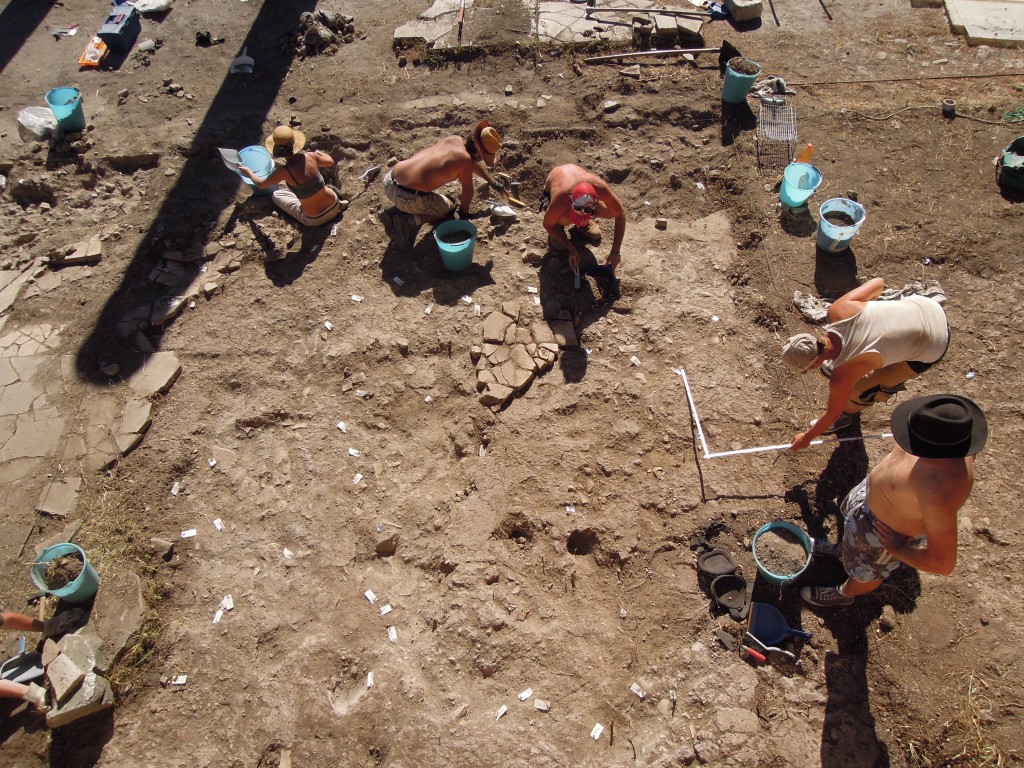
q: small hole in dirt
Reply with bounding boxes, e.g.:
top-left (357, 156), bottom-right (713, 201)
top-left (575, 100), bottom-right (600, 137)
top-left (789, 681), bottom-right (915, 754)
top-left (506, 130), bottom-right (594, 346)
top-left (567, 529), bottom-right (598, 556)
top-left (495, 512), bottom-right (535, 545)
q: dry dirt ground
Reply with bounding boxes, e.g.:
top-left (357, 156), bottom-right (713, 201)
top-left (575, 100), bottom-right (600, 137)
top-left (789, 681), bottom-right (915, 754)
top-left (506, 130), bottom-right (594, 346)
top-left (2, 0), bottom-right (1024, 766)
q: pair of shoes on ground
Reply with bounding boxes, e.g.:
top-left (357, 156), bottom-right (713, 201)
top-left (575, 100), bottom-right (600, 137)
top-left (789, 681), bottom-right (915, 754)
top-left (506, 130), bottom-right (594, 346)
top-left (378, 208), bottom-right (421, 253)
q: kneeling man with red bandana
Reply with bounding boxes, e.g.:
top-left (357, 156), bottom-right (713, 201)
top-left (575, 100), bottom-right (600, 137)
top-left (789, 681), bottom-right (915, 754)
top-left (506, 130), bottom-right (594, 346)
top-left (541, 164), bottom-right (627, 278)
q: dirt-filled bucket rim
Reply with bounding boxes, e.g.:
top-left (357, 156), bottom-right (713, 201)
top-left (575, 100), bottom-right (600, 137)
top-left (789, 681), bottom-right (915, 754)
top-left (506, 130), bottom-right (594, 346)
top-left (751, 520), bottom-right (812, 585)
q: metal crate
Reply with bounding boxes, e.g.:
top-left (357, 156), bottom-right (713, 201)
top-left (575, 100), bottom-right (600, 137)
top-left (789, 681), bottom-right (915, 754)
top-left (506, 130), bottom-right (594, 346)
top-left (756, 102), bottom-right (797, 176)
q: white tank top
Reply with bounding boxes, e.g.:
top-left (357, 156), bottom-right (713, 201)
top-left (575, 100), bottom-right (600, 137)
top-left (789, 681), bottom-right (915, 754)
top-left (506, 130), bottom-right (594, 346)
top-left (827, 295), bottom-right (948, 367)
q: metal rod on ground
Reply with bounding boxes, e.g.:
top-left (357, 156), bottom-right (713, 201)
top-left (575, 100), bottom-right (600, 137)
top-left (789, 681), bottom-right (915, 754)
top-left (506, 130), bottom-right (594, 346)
top-left (584, 47), bottom-right (720, 63)
top-left (586, 7), bottom-right (713, 17)
top-left (676, 369), bottom-right (711, 457)
top-left (705, 433), bottom-right (893, 459)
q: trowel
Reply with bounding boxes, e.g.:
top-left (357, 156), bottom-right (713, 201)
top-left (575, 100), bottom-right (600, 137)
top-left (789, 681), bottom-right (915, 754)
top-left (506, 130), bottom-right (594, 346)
top-left (229, 46), bottom-right (254, 74)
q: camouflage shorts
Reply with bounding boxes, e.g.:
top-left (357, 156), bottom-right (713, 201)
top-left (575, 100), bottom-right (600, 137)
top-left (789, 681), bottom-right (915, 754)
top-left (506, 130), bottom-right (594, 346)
top-left (840, 479), bottom-right (926, 583)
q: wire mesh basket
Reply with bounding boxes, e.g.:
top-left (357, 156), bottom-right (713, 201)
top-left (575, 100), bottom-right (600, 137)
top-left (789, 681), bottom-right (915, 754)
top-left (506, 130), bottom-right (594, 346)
top-left (756, 102), bottom-right (798, 176)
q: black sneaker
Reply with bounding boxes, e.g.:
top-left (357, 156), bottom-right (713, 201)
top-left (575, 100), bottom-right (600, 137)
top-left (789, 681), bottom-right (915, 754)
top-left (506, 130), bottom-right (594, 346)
top-left (800, 585), bottom-right (854, 607)
top-left (812, 537), bottom-right (841, 558)
top-left (811, 413), bottom-right (854, 434)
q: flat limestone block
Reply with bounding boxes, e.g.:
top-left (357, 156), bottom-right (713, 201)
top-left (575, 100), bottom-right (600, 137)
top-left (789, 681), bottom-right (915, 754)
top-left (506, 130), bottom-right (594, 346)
top-left (127, 351), bottom-right (181, 398)
top-left (46, 653), bottom-right (85, 704)
top-left (724, 0), bottom-right (763, 22)
top-left (46, 673), bottom-right (114, 729)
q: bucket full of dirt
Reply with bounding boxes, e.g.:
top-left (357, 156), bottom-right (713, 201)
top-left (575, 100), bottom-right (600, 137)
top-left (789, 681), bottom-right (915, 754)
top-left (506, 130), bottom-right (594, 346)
top-left (752, 521), bottom-right (811, 586)
top-left (722, 57), bottom-right (761, 104)
top-left (816, 197), bottom-right (866, 252)
top-left (30, 543), bottom-right (100, 603)
top-left (434, 219), bottom-right (477, 271)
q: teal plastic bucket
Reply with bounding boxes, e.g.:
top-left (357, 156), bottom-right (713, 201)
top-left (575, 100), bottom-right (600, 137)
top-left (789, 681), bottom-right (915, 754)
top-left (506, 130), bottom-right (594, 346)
top-left (751, 521), bottom-right (812, 586)
top-left (238, 145), bottom-right (277, 196)
top-left (816, 198), bottom-right (866, 252)
top-left (45, 87), bottom-right (86, 132)
top-left (779, 162), bottom-right (822, 208)
top-left (30, 543), bottom-right (100, 603)
top-left (434, 219), bottom-right (477, 271)
top-left (722, 57), bottom-right (760, 104)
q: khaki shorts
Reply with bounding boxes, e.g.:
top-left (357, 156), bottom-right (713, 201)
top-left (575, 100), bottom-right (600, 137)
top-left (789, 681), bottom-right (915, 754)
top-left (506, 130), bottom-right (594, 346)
top-left (382, 169), bottom-right (456, 218)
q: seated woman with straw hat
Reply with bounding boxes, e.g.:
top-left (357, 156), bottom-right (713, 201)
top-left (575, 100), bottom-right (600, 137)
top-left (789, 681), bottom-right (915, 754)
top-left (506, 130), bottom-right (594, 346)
top-left (238, 126), bottom-right (341, 227)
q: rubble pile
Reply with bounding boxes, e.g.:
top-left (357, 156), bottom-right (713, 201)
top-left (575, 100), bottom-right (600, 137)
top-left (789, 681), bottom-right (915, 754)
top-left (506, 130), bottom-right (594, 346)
top-left (293, 10), bottom-right (357, 57)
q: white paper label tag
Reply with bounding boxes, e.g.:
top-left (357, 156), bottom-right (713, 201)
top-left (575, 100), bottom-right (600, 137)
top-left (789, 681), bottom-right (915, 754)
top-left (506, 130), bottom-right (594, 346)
top-left (353, 473), bottom-right (363, 484)
top-left (591, 723), bottom-right (604, 740)
top-left (365, 590), bottom-right (377, 604)
top-left (630, 682), bottom-right (646, 699)
top-left (351, 295), bottom-right (364, 302)
top-left (348, 447), bottom-right (360, 457)
top-left (367, 671), bottom-right (374, 689)
top-left (171, 675), bottom-right (188, 686)
top-left (282, 547), bottom-right (293, 559)
top-left (220, 595), bottom-right (234, 611)
top-left (337, 421), bottom-right (348, 433)
top-left (461, 295), bottom-right (473, 304)
top-left (534, 699), bottom-right (551, 712)
top-left (208, 458), bottom-right (217, 468)
top-left (171, 482), bottom-right (181, 496)
top-left (496, 705), bottom-right (508, 720)
top-left (324, 321), bottom-right (334, 331)
top-left (212, 609), bottom-right (223, 624)
top-left (630, 355), bottom-right (641, 367)
top-left (181, 529), bottom-right (197, 539)
top-left (213, 518), bottom-right (224, 531)
top-left (518, 688), bottom-right (533, 701)
top-left (379, 604), bottom-right (392, 616)
top-left (387, 626), bottom-right (398, 643)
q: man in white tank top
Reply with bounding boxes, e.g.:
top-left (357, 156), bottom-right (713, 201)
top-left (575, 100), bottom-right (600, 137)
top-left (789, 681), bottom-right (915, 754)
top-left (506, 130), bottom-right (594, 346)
top-left (781, 278), bottom-right (949, 451)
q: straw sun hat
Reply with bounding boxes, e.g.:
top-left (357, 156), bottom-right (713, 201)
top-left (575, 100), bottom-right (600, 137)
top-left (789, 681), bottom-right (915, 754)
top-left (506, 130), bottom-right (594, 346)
top-left (265, 125), bottom-right (307, 155)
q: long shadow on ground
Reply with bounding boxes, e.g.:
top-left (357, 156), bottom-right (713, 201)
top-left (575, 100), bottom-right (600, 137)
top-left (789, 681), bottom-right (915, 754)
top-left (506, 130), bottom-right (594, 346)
top-left (0, 0), bottom-right (55, 76)
top-left (74, 1), bottom-right (320, 381)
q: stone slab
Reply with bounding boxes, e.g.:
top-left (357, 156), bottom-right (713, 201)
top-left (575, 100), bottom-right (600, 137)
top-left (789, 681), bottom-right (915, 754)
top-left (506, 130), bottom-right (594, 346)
top-left (36, 477), bottom-right (82, 519)
top-left (0, 522), bottom-right (32, 565)
top-left (35, 520), bottom-right (85, 557)
top-left (127, 351), bottom-right (181, 398)
top-left (89, 568), bottom-right (145, 673)
top-left (46, 652), bottom-right (86, 704)
top-left (548, 320), bottom-right (578, 347)
top-left (119, 397), bottom-right (152, 435)
top-left (945, 0), bottom-right (1024, 44)
top-left (723, 0), bottom-right (763, 21)
top-left (46, 672), bottom-right (114, 728)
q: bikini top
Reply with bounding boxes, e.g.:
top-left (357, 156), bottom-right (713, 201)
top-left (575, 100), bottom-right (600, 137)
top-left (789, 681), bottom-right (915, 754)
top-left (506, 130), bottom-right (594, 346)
top-left (285, 160), bottom-right (326, 200)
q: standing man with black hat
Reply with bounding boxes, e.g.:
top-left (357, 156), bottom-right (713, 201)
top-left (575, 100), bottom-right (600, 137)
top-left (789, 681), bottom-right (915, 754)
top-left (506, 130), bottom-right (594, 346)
top-left (801, 394), bottom-right (988, 608)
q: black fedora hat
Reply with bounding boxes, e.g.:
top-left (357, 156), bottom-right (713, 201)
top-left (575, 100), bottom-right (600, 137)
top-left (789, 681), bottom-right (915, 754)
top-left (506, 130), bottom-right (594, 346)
top-left (891, 394), bottom-right (988, 459)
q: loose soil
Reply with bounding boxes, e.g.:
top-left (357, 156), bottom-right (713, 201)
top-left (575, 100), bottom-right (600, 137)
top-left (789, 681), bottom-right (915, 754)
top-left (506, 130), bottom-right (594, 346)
top-left (824, 210), bottom-right (857, 227)
top-left (755, 527), bottom-right (809, 576)
top-left (2, 1), bottom-right (1024, 767)
top-left (43, 554), bottom-right (84, 592)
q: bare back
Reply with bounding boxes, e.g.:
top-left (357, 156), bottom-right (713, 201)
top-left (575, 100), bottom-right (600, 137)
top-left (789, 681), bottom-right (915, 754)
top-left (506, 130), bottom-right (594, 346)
top-left (393, 136), bottom-right (474, 193)
top-left (543, 164), bottom-right (622, 229)
top-left (867, 444), bottom-right (974, 537)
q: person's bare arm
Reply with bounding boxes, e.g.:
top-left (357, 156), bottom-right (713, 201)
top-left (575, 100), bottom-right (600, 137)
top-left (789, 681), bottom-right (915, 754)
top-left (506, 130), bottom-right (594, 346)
top-left (789, 355), bottom-right (878, 450)
top-left (543, 205), bottom-right (581, 270)
top-left (238, 164), bottom-right (288, 191)
top-left (457, 163), bottom-right (477, 217)
top-left (311, 151), bottom-right (336, 169)
top-left (873, 483), bottom-right (966, 575)
top-left (827, 277), bottom-right (885, 321)
top-left (606, 193), bottom-right (627, 271)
